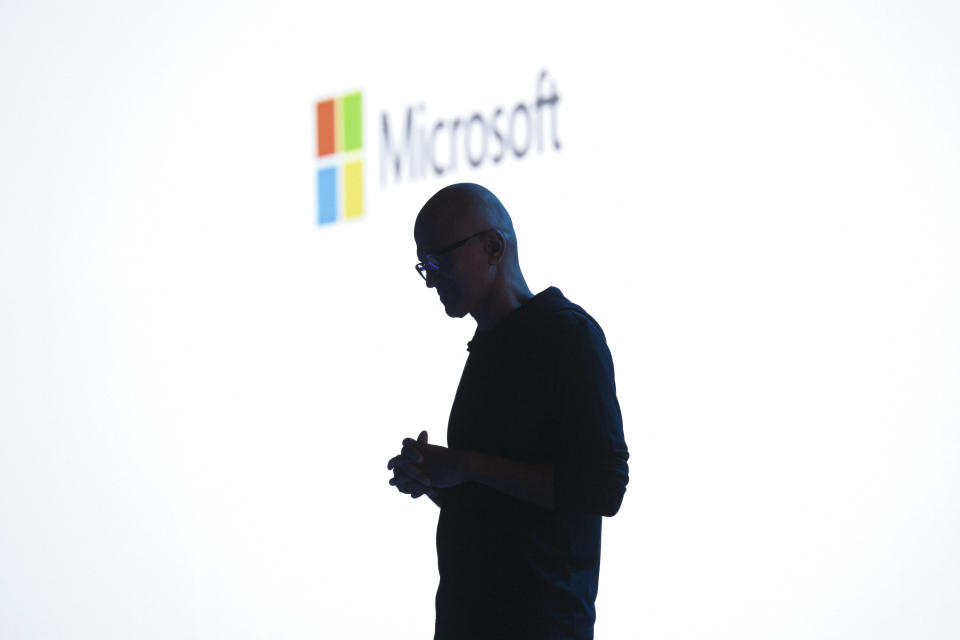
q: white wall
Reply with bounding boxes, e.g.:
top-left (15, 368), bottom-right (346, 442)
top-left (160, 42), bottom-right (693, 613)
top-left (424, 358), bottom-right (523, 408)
top-left (1, 1), bottom-right (958, 638)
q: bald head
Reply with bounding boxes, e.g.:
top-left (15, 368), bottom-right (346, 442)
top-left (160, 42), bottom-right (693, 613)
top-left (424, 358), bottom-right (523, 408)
top-left (414, 183), bottom-right (518, 261)
top-left (413, 183), bottom-right (533, 328)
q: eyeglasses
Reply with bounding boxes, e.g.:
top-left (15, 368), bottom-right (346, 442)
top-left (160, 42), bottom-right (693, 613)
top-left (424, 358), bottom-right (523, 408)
top-left (415, 229), bottom-right (492, 282)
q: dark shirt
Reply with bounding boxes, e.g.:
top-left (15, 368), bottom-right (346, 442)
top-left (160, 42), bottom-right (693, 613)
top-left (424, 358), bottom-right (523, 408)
top-left (434, 287), bottom-right (629, 640)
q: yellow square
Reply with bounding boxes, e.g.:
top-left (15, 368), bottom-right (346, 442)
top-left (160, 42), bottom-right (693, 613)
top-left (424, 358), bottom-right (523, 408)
top-left (343, 160), bottom-right (363, 219)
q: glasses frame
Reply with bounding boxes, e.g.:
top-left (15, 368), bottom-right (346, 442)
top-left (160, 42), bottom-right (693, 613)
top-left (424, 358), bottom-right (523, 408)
top-left (415, 229), bottom-right (493, 282)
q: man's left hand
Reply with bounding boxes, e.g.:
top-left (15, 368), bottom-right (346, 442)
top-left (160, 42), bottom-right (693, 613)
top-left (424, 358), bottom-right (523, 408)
top-left (396, 431), bottom-right (470, 489)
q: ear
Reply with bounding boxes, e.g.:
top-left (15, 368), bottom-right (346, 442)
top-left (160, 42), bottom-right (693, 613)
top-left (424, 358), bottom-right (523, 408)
top-left (485, 230), bottom-right (506, 265)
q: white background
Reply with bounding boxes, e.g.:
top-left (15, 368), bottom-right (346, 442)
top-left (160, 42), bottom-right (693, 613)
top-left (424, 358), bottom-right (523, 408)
top-left (1, 1), bottom-right (958, 638)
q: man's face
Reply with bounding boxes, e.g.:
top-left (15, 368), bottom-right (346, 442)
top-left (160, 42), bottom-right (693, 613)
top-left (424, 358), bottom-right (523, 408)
top-left (415, 227), bottom-right (490, 319)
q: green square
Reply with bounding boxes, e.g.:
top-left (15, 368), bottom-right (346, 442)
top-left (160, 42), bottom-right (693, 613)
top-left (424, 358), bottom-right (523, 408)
top-left (342, 91), bottom-right (363, 152)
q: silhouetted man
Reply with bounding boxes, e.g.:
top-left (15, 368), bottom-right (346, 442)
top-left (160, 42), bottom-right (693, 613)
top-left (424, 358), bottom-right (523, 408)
top-left (387, 183), bottom-right (629, 640)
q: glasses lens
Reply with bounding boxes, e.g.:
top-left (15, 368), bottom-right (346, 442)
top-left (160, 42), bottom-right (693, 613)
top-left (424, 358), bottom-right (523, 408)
top-left (417, 257), bottom-right (440, 281)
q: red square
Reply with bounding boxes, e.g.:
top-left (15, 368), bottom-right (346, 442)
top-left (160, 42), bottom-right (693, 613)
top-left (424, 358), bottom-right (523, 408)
top-left (317, 99), bottom-right (335, 157)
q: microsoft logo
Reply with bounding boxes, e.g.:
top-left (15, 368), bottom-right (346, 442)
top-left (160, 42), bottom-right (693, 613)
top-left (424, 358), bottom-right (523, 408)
top-left (316, 91), bottom-right (363, 225)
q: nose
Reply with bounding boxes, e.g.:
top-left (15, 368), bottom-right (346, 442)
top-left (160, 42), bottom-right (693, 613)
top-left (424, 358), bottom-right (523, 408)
top-left (425, 270), bottom-right (440, 288)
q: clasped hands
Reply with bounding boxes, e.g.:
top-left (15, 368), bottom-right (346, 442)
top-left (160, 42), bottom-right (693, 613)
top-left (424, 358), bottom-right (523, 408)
top-left (387, 430), bottom-right (469, 499)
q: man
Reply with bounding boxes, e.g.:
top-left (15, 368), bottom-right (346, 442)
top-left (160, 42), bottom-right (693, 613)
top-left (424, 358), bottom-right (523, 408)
top-left (387, 183), bottom-right (629, 640)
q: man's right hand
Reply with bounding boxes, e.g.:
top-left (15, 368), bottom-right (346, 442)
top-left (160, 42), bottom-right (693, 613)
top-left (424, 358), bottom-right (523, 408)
top-left (387, 431), bottom-right (439, 502)
top-left (388, 463), bottom-right (436, 499)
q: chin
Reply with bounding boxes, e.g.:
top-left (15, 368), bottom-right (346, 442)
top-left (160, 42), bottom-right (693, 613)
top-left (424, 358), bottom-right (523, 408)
top-left (443, 302), bottom-right (469, 318)
top-left (441, 296), bottom-right (469, 318)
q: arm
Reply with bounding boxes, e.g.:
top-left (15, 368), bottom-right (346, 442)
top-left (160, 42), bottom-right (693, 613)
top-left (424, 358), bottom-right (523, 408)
top-left (553, 451), bottom-right (629, 517)
top-left (394, 434), bottom-right (626, 515)
top-left (394, 416), bottom-right (625, 516)
top-left (391, 433), bottom-right (554, 511)
top-left (462, 450), bottom-right (555, 511)
top-left (549, 312), bottom-right (630, 517)
top-left (461, 446), bottom-right (628, 516)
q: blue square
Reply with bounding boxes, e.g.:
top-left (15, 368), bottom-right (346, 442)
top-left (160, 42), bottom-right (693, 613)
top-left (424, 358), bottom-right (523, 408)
top-left (317, 166), bottom-right (338, 225)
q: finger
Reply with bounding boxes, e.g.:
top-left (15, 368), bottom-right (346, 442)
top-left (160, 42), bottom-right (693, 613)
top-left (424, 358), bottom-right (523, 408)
top-left (391, 475), bottom-right (428, 495)
top-left (394, 462), bottom-right (431, 487)
top-left (392, 461), bottom-right (426, 481)
top-left (401, 443), bottom-right (424, 465)
top-left (390, 476), bottom-right (417, 490)
top-left (390, 475), bottom-right (415, 490)
top-left (387, 455), bottom-right (403, 471)
top-left (418, 430), bottom-right (428, 445)
top-left (392, 463), bottom-right (431, 488)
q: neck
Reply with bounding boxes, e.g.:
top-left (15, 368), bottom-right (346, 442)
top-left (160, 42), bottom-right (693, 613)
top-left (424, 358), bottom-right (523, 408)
top-left (472, 273), bottom-right (535, 333)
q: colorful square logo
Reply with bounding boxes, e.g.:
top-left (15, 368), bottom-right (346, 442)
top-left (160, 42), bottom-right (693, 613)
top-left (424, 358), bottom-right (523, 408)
top-left (316, 91), bottom-right (363, 225)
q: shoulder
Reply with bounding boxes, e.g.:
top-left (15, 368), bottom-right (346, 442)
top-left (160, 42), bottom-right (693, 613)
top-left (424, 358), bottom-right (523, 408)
top-left (529, 289), bottom-right (609, 350)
